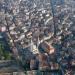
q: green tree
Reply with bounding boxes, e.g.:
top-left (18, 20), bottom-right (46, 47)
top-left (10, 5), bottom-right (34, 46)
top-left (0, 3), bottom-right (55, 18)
top-left (0, 42), bottom-right (12, 60)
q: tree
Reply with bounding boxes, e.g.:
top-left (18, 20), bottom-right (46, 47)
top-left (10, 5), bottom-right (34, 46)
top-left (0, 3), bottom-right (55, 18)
top-left (0, 41), bottom-right (12, 60)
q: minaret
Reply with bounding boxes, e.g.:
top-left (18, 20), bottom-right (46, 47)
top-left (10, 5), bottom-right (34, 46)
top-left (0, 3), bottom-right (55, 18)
top-left (30, 38), bottom-right (33, 52)
top-left (37, 36), bottom-right (40, 48)
top-left (30, 38), bottom-right (39, 54)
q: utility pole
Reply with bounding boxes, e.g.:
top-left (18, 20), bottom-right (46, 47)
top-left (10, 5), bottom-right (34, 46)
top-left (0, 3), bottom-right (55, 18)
top-left (50, 0), bottom-right (64, 37)
top-left (50, 0), bottom-right (65, 74)
top-left (50, 0), bottom-right (57, 37)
